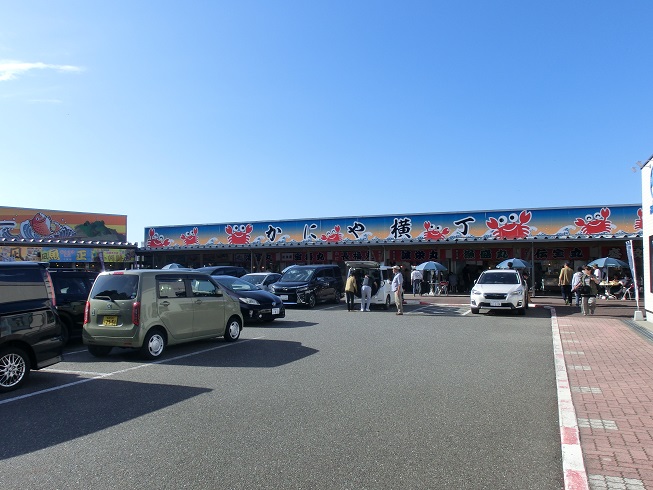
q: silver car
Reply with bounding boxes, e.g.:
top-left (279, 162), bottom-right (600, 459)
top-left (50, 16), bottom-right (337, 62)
top-left (241, 272), bottom-right (282, 291)
top-left (470, 269), bottom-right (529, 315)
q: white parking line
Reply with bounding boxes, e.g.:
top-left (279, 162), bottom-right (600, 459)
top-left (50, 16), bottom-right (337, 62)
top-left (63, 348), bottom-right (89, 356)
top-left (43, 368), bottom-right (107, 376)
top-left (0, 336), bottom-right (264, 406)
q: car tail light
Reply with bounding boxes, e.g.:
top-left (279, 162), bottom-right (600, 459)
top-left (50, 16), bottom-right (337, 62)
top-left (132, 301), bottom-right (140, 326)
top-left (83, 301), bottom-right (90, 325)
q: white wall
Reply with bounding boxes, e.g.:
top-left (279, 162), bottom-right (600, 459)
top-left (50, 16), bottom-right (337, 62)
top-left (641, 163), bottom-right (652, 322)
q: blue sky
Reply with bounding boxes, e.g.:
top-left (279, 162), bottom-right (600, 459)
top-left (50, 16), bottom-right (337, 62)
top-left (1, 1), bottom-right (651, 245)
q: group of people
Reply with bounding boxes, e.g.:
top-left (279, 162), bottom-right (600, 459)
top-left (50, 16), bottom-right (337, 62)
top-left (344, 272), bottom-right (374, 312)
top-left (345, 265), bottom-right (406, 315)
top-left (558, 262), bottom-right (611, 315)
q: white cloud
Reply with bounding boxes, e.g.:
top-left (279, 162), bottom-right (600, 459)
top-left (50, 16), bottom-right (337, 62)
top-left (0, 60), bottom-right (84, 81)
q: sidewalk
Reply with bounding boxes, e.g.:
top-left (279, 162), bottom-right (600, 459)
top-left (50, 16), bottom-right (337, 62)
top-left (409, 293), bottom-right (653, 490)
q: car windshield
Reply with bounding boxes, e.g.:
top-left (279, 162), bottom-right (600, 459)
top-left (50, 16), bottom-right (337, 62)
top-left (90, 274), bottom-right (139, 300)
top-left (281, 268), bottom-right (315, 282)
top-left (214, 276), bottom-right (259, 292)
top-left (241, 274), bottom-right (264, 285)
top-left (477, 272), bottom-right (520, 285)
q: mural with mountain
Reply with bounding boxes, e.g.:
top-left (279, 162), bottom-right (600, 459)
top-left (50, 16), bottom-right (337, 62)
top-left (75, 220), bottom-right (126, 241)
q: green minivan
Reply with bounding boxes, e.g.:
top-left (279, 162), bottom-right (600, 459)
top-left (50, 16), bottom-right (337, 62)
top-left (83, 270), bottom-right (243, 359)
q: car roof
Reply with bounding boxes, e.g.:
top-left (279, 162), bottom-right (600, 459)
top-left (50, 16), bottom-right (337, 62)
top-left (0, 261), bottom-right (49, 269)
top-left (97, 269), bottom-right (209, 276)
top-left (291, 264), bottom-right (338, 269)
top-left (346, 261), bottom-right (380, 268)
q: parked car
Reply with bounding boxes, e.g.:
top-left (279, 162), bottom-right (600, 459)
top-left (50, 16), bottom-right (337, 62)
top-left (241, 272), bottom-right (282, 291)
top-left (49, 269), bottom-right (98, 344)
top-left (195, 265), bottom-right (248, 278)
top-left (0, 262), bottom-right (64, 393)
top-left (470, 269), bottom-right (529, 315)
top-left (211, 275), bottom-right (285, 323)
top-left (269, 264), bottom-right (343, 308)
top-left (83, 269), bottom-right (243, 359)
top-left (345, 261), bottom-right (394, 309)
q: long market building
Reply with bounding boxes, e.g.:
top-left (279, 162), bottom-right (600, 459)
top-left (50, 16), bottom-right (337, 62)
top-left (139, 203), bottom-right (643, 293)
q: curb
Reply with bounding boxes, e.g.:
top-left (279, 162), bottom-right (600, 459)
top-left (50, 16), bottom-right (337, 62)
top-left (549, 306), bottom-right (589, 490)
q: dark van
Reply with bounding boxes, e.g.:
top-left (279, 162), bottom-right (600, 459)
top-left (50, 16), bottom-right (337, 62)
top-left (49, 270), bottom-right (98, 344)
top-left (269, 264), bottom-right (343, 308)
top-left (0, 262), bottom-right (64, 393)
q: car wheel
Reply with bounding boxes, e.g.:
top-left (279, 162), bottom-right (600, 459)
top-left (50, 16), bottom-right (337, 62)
top-left (332, 290), bottom-right (341, 304)
top-left (471, 308), bottom-right (480, 314)
top-left (307, 293), bottom-right (316, 309)
top-left (141, 329), bottom-right (166, 359)
top-left (383, 295), bottom-right (391, 310)
top-left (0, 346), bottom-right (31, 393)
top-left (88, 345), bottom-right (113, 357)
top-left (517, 307), bottom-right (526, 316)
top-left (224, 317), bottom-right (242, 341)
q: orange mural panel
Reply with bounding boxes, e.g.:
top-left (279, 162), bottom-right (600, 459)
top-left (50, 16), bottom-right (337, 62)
top-left (0, 206), bottom-right (127, 241)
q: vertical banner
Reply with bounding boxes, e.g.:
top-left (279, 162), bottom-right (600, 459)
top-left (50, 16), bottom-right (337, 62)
top-left (626, 240), bottom-right (640, 308)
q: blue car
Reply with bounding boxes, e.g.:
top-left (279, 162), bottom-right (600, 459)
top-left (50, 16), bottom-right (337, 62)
top-left (212, 275), bottom-right (285, 323)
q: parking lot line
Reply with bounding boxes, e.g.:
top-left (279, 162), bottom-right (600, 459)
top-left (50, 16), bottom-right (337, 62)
top-left (0, 336), bottom-right (264, 406)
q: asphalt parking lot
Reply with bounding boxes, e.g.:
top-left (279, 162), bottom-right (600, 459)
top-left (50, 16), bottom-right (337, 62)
top-left (0, 302), bottom-right (564, 490)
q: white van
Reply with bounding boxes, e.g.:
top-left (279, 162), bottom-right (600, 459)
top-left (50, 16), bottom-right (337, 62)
top-left (345, 261), bottom-right (394, 310)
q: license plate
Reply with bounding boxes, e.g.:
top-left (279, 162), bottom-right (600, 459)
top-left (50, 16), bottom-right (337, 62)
top-left (280, 295), bottom-right (288, 301)
top-left (103, 315), bottom-right (118, 326)
top-left (272, 308), bottom-right (280, 315)
top-left (490, 301), bottom-right (501, 307)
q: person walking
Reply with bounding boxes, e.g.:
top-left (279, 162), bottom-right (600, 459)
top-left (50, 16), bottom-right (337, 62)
top-left (410, 268), bottom-right (423, 296)
top-left (571, 266), bottom-right (583, 307)
top-left (391, 265), bottom-right (404, 315)
top-left (360, 274), bottom-right (372, 311)
top-left (558, 262), bottom-right (574, 305)
top-left (345, 272), bottom-right (357, 312)
top-left (575, 265), bottom-right (601, 315)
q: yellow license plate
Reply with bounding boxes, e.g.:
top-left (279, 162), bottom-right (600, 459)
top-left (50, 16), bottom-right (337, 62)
top-left (103, 315), bottom-right (118, 326)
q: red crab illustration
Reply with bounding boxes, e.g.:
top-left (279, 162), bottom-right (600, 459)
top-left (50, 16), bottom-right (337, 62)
top-left (180, 227), bottom-right (199, 245)
top-left (422, 221), bottom-right (450, 241)
top-left (635, 208), bottom-right (643, 231)
top-left (226, 224), bottom-right (253, 245)
top-left (574, 207), bottom-right (613, 234)
top-left (486, 210), bottom-right (532, 239)
top-left (146, 228), bottom-right (173, 248)
top-left (321, 225), bottom-right (344, 242)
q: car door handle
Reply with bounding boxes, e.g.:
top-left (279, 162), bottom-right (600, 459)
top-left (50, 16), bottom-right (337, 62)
top-left (161, 300), bottom-right (170, 306)
top-left (195, 299), bottom-right (202, 305)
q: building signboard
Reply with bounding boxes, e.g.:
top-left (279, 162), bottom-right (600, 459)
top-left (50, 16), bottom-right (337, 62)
top-left (144, 205), bottom-right (642, 249)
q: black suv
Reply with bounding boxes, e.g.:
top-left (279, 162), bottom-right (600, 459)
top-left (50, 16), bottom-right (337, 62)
top-left (49, 270), bottom-right (98, 344)
top-left (269, 264), bottom-right (343, 308)
top-left (195, 266), bottom-right (248, 278)
top-left (0, 262), bottom-right (64, 393)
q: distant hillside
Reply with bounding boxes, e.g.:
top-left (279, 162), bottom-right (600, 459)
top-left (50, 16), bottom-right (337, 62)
top-left (75, 220), bottom-right (127, 242)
